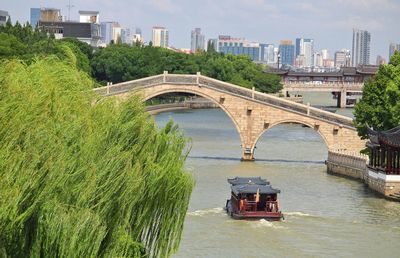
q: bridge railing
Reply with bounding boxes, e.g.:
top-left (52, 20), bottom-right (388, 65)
top-left (198, 76), bottom-right (355, 128)
top-left (165, 74), bottom-right (198, 84)
top-left (93, 74), bottom-right (165, 95)
top-left (94, 73), bottom-right (355, 128)
top-left (285, 81), bottom-right (364, 86)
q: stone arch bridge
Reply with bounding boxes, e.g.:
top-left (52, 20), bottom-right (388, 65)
top-left (94, 72), bottom-right (366, 161)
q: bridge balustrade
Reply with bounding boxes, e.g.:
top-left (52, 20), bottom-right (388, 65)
top-left (199, 77), bottom-right (253, 99)
top-left (199, 76), bottom-right (354, 128)
top-left (284, 81), bottom-right (364, 87)
top-left (166, 75), bottom-right (197, 84)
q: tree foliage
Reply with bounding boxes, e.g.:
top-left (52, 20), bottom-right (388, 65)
top-left (1, 20), bottom-right (281, 93)
top-left (0, 56), bottom-right (194, 257)
top-left (91, 45), bottom-right (282, 93)
top-left (354, 51), bottom-right (400, 137)
top-left (0, 22), bottom-right (91, 74)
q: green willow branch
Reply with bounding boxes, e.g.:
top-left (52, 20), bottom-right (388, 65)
top-left (0, 56), bottom-right (194, 258)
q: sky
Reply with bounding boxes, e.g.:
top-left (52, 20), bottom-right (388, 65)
top-left (2, 0), bottom-right (400, 62)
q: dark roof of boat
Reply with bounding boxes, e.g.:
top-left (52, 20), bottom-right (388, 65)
top-left (227, 177), bottom-right (269, 185)
top-left (231, 184), bottom-right (280, 195)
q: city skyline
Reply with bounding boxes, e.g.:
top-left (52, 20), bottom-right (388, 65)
top-left (3, 0), bottom-right (400, 61)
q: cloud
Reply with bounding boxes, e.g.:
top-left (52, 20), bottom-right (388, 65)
top-left (329, 16), bottom-right (385, 30)
top-left (295, 2), bottom-right (322, 13)
top-left (145, 0), bottom-right (181, 14)
top-left (333, 0), bottom-right (400, 10)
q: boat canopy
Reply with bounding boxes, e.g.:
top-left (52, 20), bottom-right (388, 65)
top-left (227, 177), bottom-right (269, 186)
top-left (231, 184), bottom-right (280, 195)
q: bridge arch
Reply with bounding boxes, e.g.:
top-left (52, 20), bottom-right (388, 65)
top-left (143, 87), bottom-right (245, 147)
top-left (251, 119), bottom-right (330, 159)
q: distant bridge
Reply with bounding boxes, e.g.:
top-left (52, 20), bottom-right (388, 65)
top-left (266, 66), bottom-right (378, 108)
top-left (94, 72), bottom-right (366, 160)
top-left (282, 81), bottom-right (364, 108)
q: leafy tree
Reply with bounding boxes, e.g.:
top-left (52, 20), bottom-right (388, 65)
top-left (229, 73), bottom-right (254, 88)
top-left (354, 51), bottom-right (400, 137)
top-left (90, 43), bottom-right (282, 93)
top-left (206, 40), bottom-right (216, 53)
top-left (60, 37), bottom-right (94, 60)
top-left (0, 56), bottom-right (194, 257)
top-left (201, 56), bottom-right (234, 81)
top-left (0, 33), bottom-right (27, 58)
top-left (252, 72), bottom-right (282, 93)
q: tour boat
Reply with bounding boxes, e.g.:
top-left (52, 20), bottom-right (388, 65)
top-left (225, 177), bottom-right (283, 220)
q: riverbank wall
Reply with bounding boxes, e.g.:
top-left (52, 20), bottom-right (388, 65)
top-left (326, 149), bottom-right (400, 201)
top-left (146, 96), bottom-right (303, 115)
top-left (145, 98), bottom-right (219, 115)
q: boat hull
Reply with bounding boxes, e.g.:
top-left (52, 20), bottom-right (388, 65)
top-left (225, 200), bottom-right (283, 221)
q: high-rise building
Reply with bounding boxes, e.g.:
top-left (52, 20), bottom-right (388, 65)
top-left (279, 40), bottom-right (295, 67)
top-left (259, 44), bottom-right (276, 64)
top-left (334, 49), bottom-right (351, 68)
top-left (352, 29), bottom-right (371, 66)
top-left (30, 8), bottom-right (40, 27)
top-left (152, 26), bottom-right (169, 48)
top-left (321, 49), bottom-right (330, 60)
top-left (295, 38), bottom-right (314, 67)
top-left (39, 20), bottom-right (101, 46)
top-left (190, 28), bottom-right (205, 53)
top-left (216, 35), bottom-right (262, 61)
top-left (121, 28), bottom-right (131, 44)
top-left (207, 38), bottom-right (218, 52)
top-left (313, 52), bottom-right (323, 67)
top-left (79, 11), bottom-right (99, 24)
top-left (273, 47), bottom-right (279, 64)
top-left (120, 27), bottom-right (143, 45)
top-left (376, 55), bottom-right (386, 65)
top-left (389, 43), bottom-right (400, 60)
top-left (30, 8), bottom-right (62, 27)
top-left (113, 24), bottom-right (122, 43)
top-left (34, 8), bottom-right (102, 47)
top-left (100, 22), bottom-right (121, 44)
top-left (0, 10), bottom-right (9, 26)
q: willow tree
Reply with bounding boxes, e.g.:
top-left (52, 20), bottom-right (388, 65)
top-left (0, 56), bottom-right (194, 257)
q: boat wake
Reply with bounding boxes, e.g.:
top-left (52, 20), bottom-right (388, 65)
top-left (284, 211), bottom-right (313, 217)
top-left (249, 219), bottom-right (285, 229)
top-left (187, 207), bottom-right (225, 217)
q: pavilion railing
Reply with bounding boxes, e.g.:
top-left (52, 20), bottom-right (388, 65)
top-left (93, 73), bottom-right (356, 128)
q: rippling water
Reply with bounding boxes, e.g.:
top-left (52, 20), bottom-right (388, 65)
top-left (155, 100), bottom-right (400, 258)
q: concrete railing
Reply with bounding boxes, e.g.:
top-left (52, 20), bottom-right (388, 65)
top-left (283, 82), bottom-right (364, 92)
top-left (93, 73), bottom-right (356, 128)
top-left (144, 98), bottom-right (218, 113)
top-left (284, 81), bottom-right (364, 86)
top-left (327, 149), bottom-right (368, 171)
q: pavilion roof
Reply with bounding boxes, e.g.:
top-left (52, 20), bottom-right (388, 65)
top-left (367, 125), bottom-right (400, 148)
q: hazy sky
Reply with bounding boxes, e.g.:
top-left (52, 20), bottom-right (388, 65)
top-left (2, 0), bottom-right (400, 61)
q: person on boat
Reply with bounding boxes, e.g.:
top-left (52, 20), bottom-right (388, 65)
top-left (239, 199), bottom-right (244, 212)
top-left (266, 196), bottom-right (272, 212)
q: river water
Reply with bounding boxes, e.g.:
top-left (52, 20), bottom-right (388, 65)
top-left (155, 93), bottom-right (400, 258)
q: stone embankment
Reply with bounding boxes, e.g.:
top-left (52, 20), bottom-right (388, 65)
top-left (146, 96), bottom-right (303, 115)
top-left (145, 97), bottom-right (219, 114)
top-left (326, 149), bottom-right (400, 201)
